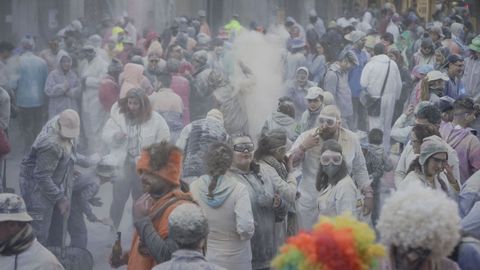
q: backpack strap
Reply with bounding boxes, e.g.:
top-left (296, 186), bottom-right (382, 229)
top-left (379, 61), bottom-right (391, 97)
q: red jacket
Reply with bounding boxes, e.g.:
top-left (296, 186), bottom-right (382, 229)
top-left (99, 75), bottom-right (120, 112)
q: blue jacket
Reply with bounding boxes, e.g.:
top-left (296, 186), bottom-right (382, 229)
top-left (348, 48), bottom-right (369, 98)
top-left (11, 52), bottom-right (48, 107)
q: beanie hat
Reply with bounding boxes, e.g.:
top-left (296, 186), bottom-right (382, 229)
top-left (136, 147), bottom-right (183, 186)
top-left (272, 213), bottom-right (385, 270)
top-left (419, 135), bottom-right (448, 166)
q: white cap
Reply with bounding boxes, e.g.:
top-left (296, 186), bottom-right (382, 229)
top-left (305, 87), bottom-right (324, 100)
top-left (426, 70), bottom-right (449, 82)
top-left (0, 193), bottom-right (32, 222)
top-left (58, 109), bottom-right (80, 139)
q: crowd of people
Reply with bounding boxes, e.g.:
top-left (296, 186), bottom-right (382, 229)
top-left (1, 2), bottom-right (480, 270)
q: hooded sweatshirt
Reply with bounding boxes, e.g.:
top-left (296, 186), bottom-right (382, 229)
top-left (119, 63), bottom-right (153, 98)
top-left (190, 174), bottom-right (254, 270)
top-left (44, 50), bottom-right (81, 119)
top-left (195, 175), bottom-right (237, 208)
top-left (440, 122), bottom-right (480, 184)
top-left (262, 111), bottom-right (297, 142)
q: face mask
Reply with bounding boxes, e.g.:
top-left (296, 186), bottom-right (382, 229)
top-left (323, 164), bottom-right (340, 178)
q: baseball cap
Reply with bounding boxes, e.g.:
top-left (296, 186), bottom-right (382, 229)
top-left (426, 70), bottom-right (449, 82)
top-left (0, 193), bottom-right (32, 222)
top-left (443, 54), bottom-right (464, 69)
top-left (58, 109), bottom-right (80, 139)
top-left (438, 96), bottom-right (455, 113)
top-left (305, 87), bottom-right (324, 100)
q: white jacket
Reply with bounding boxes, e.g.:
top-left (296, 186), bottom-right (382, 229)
top-left (258, 160), bottom-right (297, 204)
top-left (0, 239), bottom-right (64, 270)
top-left (291, 127), bottom-right (370, 229)
top-left (394, 143), bottom-right (461, 189)
top-left (360, 54), bottom-right (402, 100)
top-left (79, 56), bottom-right (108, 149)
top-left (401, 171), bottom-right (458, 199)
top-left (317, 175), bottom-right (362, 218)
top-left (190, 177), bottom-right (254, 270)
top-left (102, 103), bottom-right (170, 167)
top-left (390, 113), bottom-right (414, 144)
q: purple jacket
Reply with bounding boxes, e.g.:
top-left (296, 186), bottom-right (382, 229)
top-left (441, 122), bottom-right (480, 184)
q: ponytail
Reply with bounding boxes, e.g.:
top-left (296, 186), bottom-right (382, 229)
top-left (207, 175), bottom-right (220, 199)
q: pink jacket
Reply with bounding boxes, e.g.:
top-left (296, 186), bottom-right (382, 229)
top-left (119, 63), bottom-right (153, 98)
top-left (170, 75), bottom-right (191, 124)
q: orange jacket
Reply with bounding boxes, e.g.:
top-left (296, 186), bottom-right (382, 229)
top-left (127, 190), bottom-right (195, 270)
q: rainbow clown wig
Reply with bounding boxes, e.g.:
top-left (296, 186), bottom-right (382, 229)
top-left (272, 214), bottom-right (385, 270)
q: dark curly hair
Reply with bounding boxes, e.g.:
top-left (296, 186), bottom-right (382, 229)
top-left (205, 142), bottom-right (233, 198)
top-left (277, 96), bottom-right (295, 119)
top-left (144, 141), bottom-right (182, 172)
top-left (411, 124), bottom-right (440, 142)
top-left (368, 128), bottom-right (383, 145)
top-left (254, 128), bottom-right (287, 161)
top-left (416, 104), bottom-right (442, 125)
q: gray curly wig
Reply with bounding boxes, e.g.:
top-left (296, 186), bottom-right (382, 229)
top-left (168, 204), bottom-right (209, 249)
top-left (377, 182), bottom-right (460, 259)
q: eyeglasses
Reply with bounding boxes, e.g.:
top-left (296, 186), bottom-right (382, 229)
top-left (320, 153), bottom-right (343, 166)
top-left (233, 143), bottom-right (254, 153)
top-left (318, 116), bottom-right (337, 127)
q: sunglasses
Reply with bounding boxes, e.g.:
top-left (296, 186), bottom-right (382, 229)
top-left (318, 116), bottom-right (337, 127)
top-left (320, 153), bottom-right (343, 166)
top-left (233, 143), bottom-right (254, 153)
